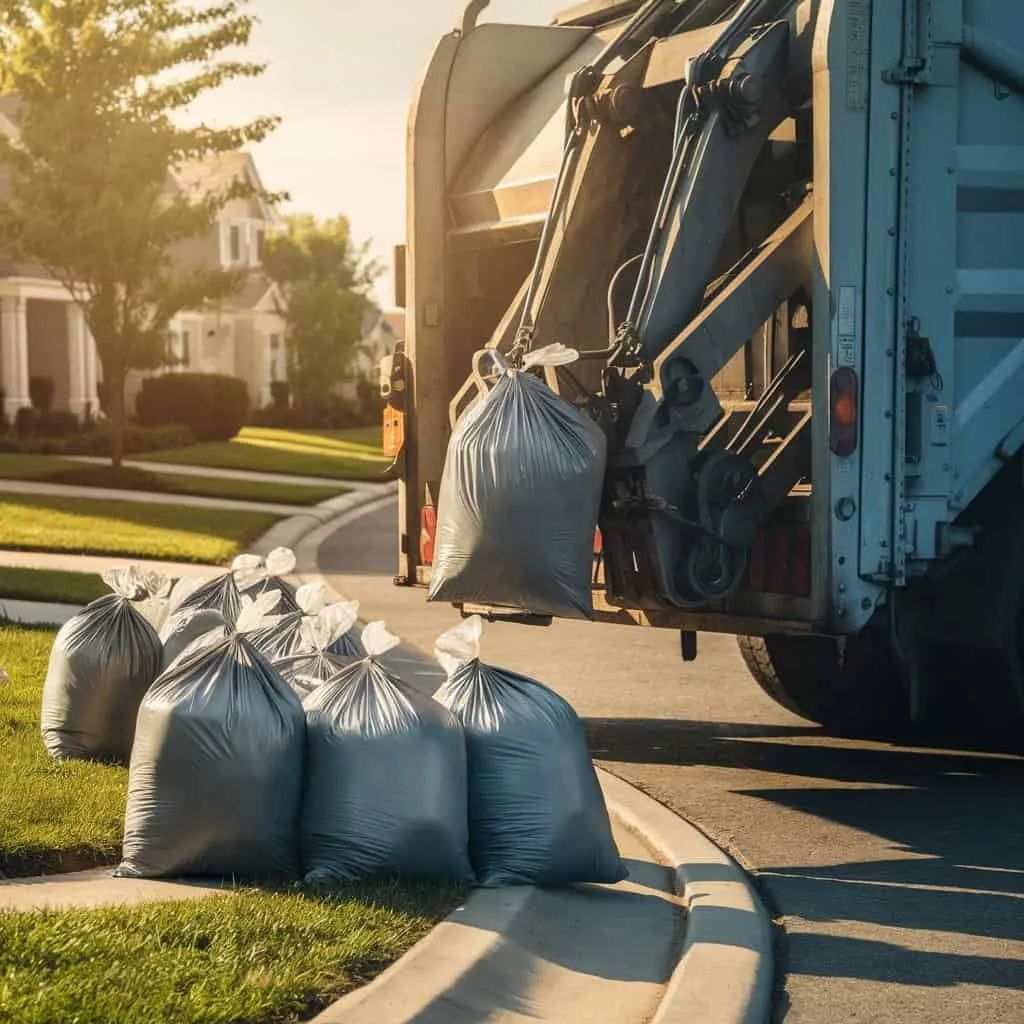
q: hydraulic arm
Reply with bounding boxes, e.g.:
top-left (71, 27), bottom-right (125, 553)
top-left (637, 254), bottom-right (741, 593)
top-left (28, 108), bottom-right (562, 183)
top-left (472, 0), bottom-right (816, 610)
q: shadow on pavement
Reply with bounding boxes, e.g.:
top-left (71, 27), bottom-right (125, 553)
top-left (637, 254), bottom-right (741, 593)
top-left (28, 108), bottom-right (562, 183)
top-left (586, 716), bottom-right (1024, 1000)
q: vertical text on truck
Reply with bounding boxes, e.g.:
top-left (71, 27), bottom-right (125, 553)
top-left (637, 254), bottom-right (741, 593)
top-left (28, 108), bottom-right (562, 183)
top-left (380, 0), bottom-right (1024, 734)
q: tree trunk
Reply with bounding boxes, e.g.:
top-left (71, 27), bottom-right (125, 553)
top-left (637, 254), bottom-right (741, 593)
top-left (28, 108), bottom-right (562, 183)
top-left (108, 361), bottom-right (126, 470)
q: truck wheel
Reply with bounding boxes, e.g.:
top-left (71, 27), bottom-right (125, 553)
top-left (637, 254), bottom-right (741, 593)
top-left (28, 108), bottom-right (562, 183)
top-left (736, 631), bottom-right (909, 735)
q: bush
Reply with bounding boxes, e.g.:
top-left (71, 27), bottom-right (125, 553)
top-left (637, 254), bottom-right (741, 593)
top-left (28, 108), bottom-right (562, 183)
top-left (0, 422), bottom-right (195, 457)
top-left (136, 373), bottom-right (249, 442)
top-left (36, 411), bottom-right (81, 437)
top-left (13, 407), bottom-right (35, 437)
top-left (29, 376), bottom-right (55, 413)
top-left (270, 380), bottom-right (290, 409)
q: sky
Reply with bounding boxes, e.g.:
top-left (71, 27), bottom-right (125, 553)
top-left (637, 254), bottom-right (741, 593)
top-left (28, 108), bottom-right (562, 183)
top-left (192, 0), bottom-right (571, 307)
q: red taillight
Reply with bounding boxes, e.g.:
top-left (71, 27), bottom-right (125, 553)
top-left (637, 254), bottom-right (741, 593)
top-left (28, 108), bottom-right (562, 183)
top-left (745, 523), bottom-right (810, 597)
top-left (420, 506), bottom-right (437, 566)
top-left (829, 366), bottom-right (859, 457)
top-left (594, 528), bottom-right (603, 555)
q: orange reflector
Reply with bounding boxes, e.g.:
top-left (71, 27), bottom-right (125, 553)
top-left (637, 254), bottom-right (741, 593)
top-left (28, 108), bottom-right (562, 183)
top-left (382, 403), bottom-right (404, 459)
top-left (829, 366), bottom-right (859, 457)
top-left (419, 505), bottom-right (437, 566)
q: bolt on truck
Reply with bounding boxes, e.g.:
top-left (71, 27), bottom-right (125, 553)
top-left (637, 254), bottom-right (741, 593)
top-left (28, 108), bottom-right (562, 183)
top-left (380, 0), bottom-right (1024, 735)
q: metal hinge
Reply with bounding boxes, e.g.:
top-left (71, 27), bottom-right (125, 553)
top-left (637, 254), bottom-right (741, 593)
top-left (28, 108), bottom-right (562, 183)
top-left (882, 58), bottom-right (931, 86)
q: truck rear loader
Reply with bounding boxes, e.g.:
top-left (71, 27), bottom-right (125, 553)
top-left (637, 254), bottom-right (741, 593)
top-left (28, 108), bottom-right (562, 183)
top-left (381, 0), bottom-right (1024, 735)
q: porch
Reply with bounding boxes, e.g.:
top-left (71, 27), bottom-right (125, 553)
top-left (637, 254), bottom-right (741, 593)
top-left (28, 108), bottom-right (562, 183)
top-left (0, 284), bottom-right (101, 422)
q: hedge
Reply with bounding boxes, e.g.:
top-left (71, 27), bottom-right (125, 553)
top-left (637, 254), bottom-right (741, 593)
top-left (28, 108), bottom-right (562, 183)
top-left (136, 373), bottom-right (249, 442)
top-left (0, 423), bottom-right (195, 456)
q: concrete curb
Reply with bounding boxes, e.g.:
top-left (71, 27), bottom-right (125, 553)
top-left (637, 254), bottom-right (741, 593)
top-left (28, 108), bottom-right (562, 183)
top-left (302, 493), bottom-right (774, 1024)
top-left (598, 770), bottom-right (774, 1024)
top-left (249, 481), bottom-right (396, 560)
top-left (311, 888), bottom-right (534, 1023)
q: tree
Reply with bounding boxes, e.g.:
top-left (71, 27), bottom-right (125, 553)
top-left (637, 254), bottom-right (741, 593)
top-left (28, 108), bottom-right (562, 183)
top-left (262, 213), bottom-right (380, 414)
top-left (0, 0), bottom-right (281, 467)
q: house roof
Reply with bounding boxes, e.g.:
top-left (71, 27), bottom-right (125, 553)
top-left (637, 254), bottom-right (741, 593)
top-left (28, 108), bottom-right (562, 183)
top-left (382, 309), bottom-right (405, 339)
top-left (172, 151), bottom-right (283, 226)
top-left (221, 272), bottom-right (280, 312)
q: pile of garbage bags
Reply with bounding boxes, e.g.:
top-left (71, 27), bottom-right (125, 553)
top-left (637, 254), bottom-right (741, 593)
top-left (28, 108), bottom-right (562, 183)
top-left (38, 549), bottom-right (623, 887)
top-left (428, 344), bottom-right (606, 620)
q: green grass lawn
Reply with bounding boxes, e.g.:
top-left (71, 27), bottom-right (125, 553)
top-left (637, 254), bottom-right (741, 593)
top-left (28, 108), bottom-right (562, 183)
top-left (0, 626), bottom-right (128, 876)
top-left (0, 882), bottom-right (459, 1024)
top-left (0, 495), bottom-right (277, 564)
top-left (143, 426), bottom-right (392, 481)
top-left (0, 567), bottom-right (108, 605)
top-left (0, 625), bottom-right (462, 1024)
top-left (0, 454), bottom-right (345, 506)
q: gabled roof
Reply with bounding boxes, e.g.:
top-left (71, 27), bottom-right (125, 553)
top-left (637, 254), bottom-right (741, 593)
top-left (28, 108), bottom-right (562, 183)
top-left (172, 151), bottom-right (283, 226)
top-left (221, 272), bottom-right (283, 313)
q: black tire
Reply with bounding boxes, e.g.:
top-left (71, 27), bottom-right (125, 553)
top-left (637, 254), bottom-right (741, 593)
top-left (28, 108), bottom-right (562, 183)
top-left (736, 631), bottom-right (910, 736)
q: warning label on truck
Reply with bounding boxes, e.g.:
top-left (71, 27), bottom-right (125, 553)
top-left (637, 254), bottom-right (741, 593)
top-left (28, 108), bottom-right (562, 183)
top-left (846, 0), bottom-right (870, 112)
top-left (837, 285), bottom-right (858, 365)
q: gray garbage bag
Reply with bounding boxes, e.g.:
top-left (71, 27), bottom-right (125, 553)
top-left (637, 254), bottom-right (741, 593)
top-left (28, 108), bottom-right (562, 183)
top-left (243, 581), bottom-right (329, 660)
top-left (434, 616), bottom-right (625, 887)
top-left (272, 600), bottom-right (361, 698)
top-left (167, 571), bottom-right (242, 622)
top-left (130, 572), bottom-right (173, 633)
top-left (117, 593), bottom-right (304, 879)
top-left (237, 547), bottom-right (300, 613)
top-left (40, 567), bottom-right (163, 764)
top-left (300, 621), bottom-right (473, 883)
top-left (428, 345), bottom-right (606, 620)
top-left (159, 607), bottom-right (231, 670)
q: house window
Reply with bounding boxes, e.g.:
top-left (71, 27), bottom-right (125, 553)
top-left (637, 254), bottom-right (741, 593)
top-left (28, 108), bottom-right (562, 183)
top-left (229, 225), bottom-right (241, 262)
top-left (181, 330), bottom-right (190, 367)
top-left (255, 229), bottom-right (265, 262)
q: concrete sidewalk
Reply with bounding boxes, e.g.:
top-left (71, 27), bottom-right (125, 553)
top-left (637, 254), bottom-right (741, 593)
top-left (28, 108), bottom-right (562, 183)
top-left (0, 549), bottom-right (219, 579)
top-left (0, 868), bottom-right (226, 912)
top-left (0, 477), bottom-right (339, 518)
top-left (65, 455), bottom-right (386, 491)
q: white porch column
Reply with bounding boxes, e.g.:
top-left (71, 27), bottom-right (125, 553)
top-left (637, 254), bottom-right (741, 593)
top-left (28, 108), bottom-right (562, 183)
top-left (86, 327), bottom-right (101, 417)
top-left (1, 294), bottom-right (30, 419)
top-left (66, 303), bottom-right (89, 419)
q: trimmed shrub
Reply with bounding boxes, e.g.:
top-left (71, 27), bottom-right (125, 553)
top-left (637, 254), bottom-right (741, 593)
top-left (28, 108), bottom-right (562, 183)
top-left (36, 411), bottom-right (81, 437)
top-left (0, 422), bottom-right (195, 456)
top-left (13, 407), bottom-right (36, 437)
top-left (270, 380), bottom-right (290, 409)
top-left (136, 373), bottom-right (249, 442)
top-left (29, 376), bottom-right (55, 413)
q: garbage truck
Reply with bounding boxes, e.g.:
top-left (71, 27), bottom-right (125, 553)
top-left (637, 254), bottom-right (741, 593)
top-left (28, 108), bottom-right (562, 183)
top-left (381, 0), bottom-right (1024, 733)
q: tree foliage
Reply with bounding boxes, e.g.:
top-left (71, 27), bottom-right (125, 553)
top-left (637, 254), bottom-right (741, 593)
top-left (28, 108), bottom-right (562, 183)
top-left (0, 0), bottom-right (281, 465)
top-left (262, 213), bottom-right (380, 412)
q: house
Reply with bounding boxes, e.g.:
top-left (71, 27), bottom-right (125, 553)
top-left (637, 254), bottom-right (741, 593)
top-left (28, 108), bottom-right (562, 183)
top-left (0, 96), bottom-right (287, 421)
top-left (337, 307), bottom-right (404, 405)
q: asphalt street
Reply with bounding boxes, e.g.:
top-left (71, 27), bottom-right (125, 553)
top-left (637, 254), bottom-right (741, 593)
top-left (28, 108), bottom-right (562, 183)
top-left (321, 498), bottom-right (1024, 1024)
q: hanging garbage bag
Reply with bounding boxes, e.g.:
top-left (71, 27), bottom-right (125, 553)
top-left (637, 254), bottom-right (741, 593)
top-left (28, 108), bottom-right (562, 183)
top-left (243, 581), bottom-right (328, 660)
top-left (300, 621), bottom-right (473, 883)
top-left (273, 600), bottom-right (361, 698)
top-left (434, 616), bottom-right (624, 887)
top-left (428, 345), bottom-right (606, 620)
top-left (159, 607), bottom-right (232, 670)
top-left (236, 547), bottom-right (300, 613)
top-left (117, 592), bottom-right (305, 880)
top-left (40, 567), bottom-right (163, 764)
